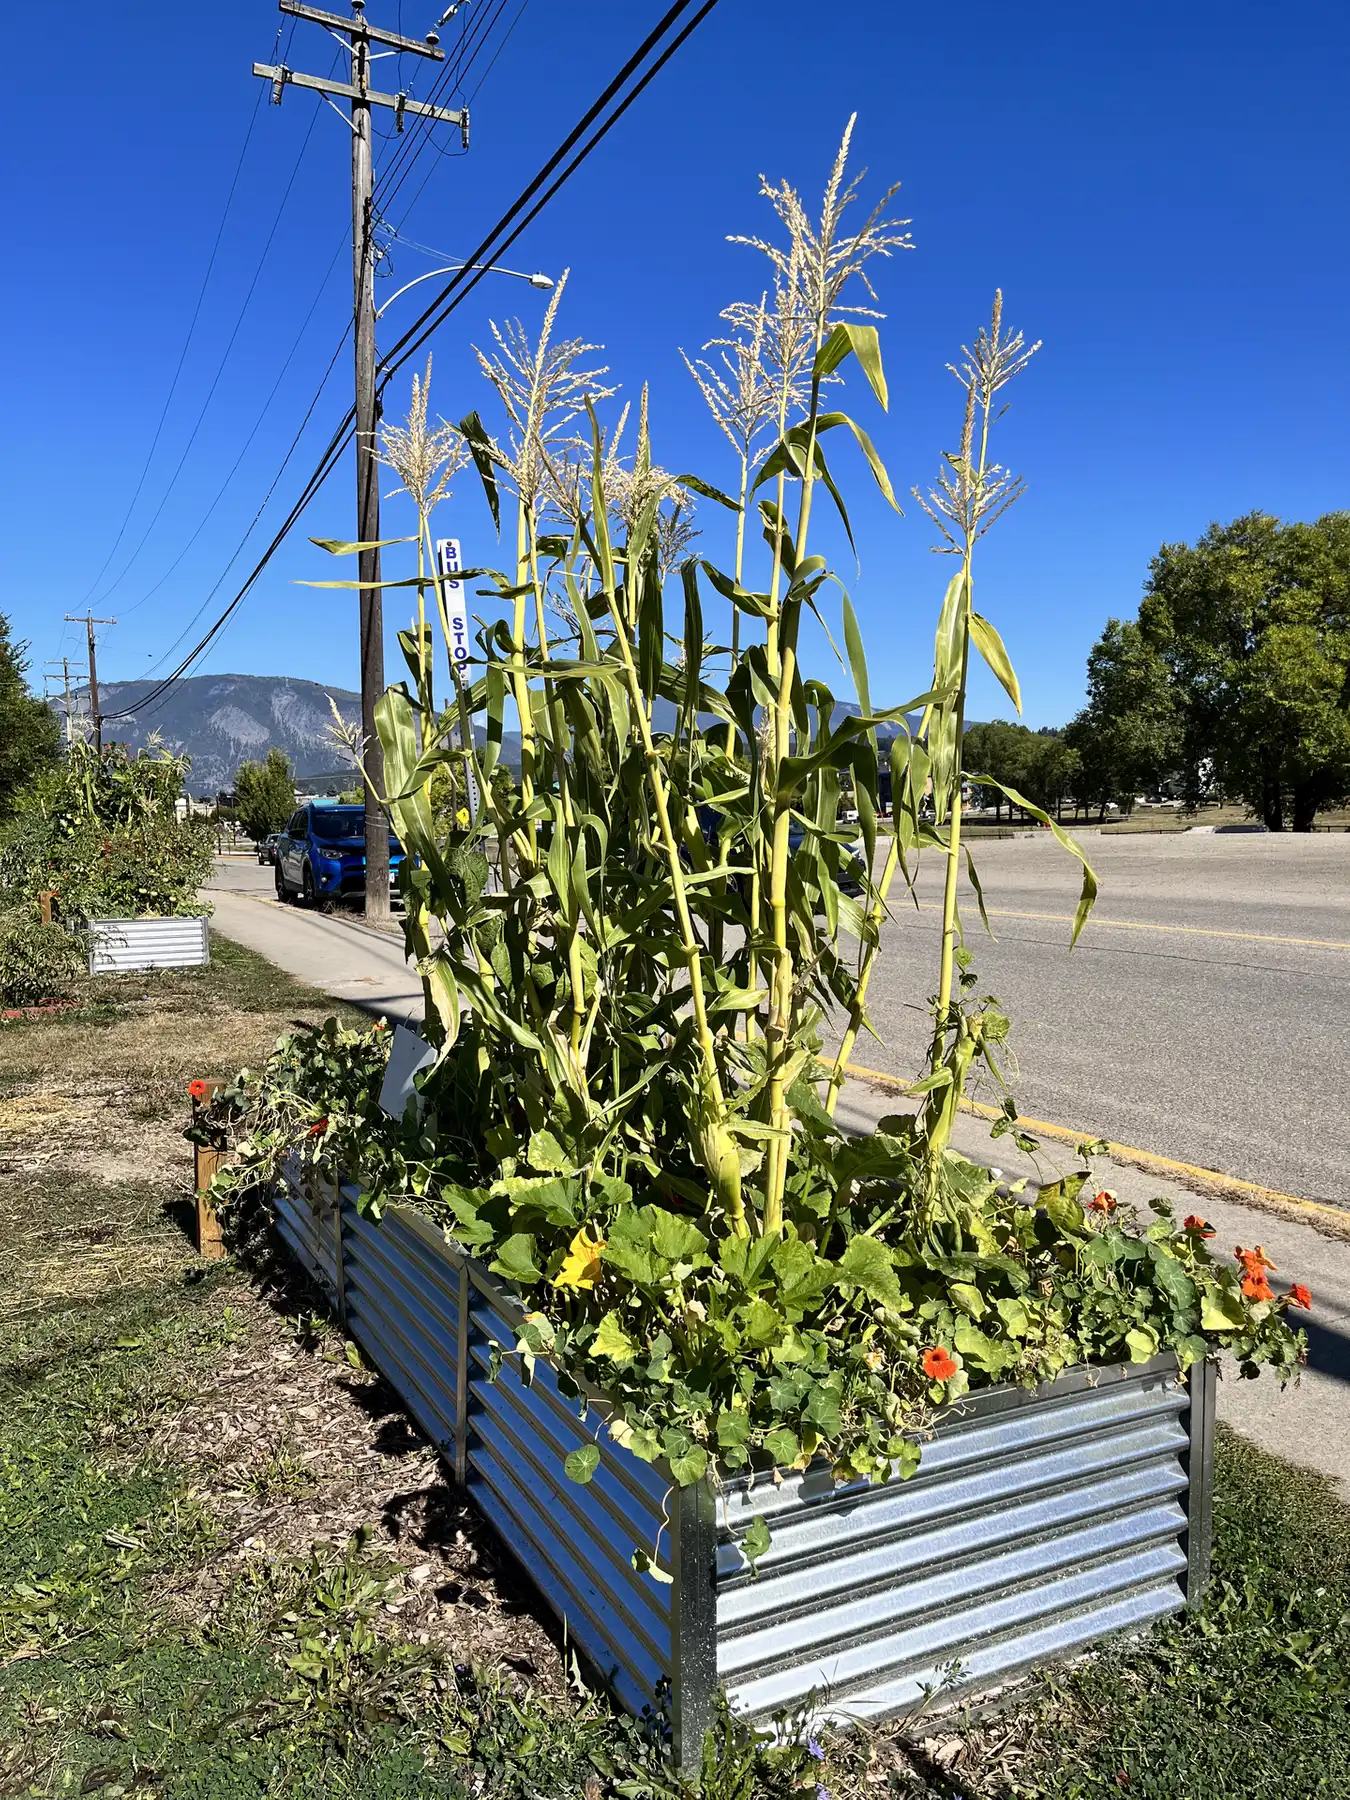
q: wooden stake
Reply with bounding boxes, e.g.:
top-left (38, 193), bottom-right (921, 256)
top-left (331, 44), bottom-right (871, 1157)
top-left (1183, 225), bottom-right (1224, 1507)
top-left (38, 891), bottom-right (55, 925)
top-left (192, 1077), bottom-right (228, 1261)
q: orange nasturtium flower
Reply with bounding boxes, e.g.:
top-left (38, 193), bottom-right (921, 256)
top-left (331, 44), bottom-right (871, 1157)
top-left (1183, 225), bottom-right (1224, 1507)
top-left (1287, 1283), bottom-right (1312, 1311)
top-left (1236, 1245), bottom-right (1278, 1280)
top-left (1241, 1272), bottom-right (1275, 1303)
top-left (1183, 1214), bottom-right (1215, 1236)
top-left (921, 1346), bottom-right (959, 1382)
top-left (187, 1079), bottom-right (210, 1102)
top-left (1088, 1191), bottom-right (1118, 1214)
top-left (307, 1117), bottom-right (330, 1137)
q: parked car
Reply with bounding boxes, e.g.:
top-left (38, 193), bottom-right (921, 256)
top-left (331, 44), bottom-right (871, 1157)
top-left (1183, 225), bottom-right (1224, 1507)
top-left (274, 804), bottom-right (404, 906)
top-left (256, 832), bottom-right (283, 865)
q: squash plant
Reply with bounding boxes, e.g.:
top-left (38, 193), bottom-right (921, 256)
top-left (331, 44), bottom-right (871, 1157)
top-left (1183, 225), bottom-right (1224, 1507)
top-left (283, 127), bottom-right (1307, 1490)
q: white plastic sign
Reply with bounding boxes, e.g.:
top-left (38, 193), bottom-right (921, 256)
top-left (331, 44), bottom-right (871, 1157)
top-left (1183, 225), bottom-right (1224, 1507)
top-left (436, 537), bottom-right (471, 674)
top-left (378, 1023), bottom-right (436, 1121)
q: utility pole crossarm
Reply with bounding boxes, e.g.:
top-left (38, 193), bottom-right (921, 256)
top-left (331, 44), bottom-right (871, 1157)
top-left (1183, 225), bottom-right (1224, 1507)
top-left (252, 64), bottom-right (464, 124)
top-left (278, 0), bottom-right (446, 58)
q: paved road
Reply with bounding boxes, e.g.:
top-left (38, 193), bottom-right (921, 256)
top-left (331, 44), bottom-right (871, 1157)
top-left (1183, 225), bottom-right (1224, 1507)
top-left (856, 831), bottom-right (1350, 1206)
top-left (204, 853), bottom-right (1350, 1499)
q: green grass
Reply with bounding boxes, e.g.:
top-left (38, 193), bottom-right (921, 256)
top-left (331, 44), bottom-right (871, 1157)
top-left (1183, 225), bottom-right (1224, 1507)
top-left (78, 932), bottom-right (365, 1023)
top-left (8, 1265), bottom-right (1347, 1800)
top-left (0, 1173), bottom-right (809, 1797)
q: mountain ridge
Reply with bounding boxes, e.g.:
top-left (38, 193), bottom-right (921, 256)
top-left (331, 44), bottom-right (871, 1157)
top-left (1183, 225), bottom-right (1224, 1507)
top-left (54, 673), bottom-right (363, 796)
top-left (50, 673), bottom-right (924, 796)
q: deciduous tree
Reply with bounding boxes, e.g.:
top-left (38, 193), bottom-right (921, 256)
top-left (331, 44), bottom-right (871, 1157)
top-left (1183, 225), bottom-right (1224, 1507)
top-left (1065, 618), bottom-right (1181, 819)
top-left (1139, 512), bottom-right (1350, 830)
top-left (0, 613), bottom-right (60, 818)
top-left (234, 749), bottom-right (296, 844)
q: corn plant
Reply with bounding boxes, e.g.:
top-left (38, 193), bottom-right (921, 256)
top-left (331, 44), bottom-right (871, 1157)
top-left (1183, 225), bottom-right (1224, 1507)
top-left (290, 129), bottom-right (1199, 1489)
top-left (310, 125), bottom-right (1099, 1245)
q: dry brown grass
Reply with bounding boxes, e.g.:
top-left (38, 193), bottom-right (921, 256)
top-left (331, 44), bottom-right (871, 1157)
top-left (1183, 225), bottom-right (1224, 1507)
top-left (0, 940), bottom-right (359, 1330)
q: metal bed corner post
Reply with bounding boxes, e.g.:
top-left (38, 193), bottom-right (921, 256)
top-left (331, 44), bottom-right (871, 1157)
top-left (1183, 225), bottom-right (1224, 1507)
top-left (1183, 1356), bottom-right (1217, 1605)
top-left (454, 1256), bottom-right (471, 1486)
top-left (668, 1474), bottom-right (719, 1771)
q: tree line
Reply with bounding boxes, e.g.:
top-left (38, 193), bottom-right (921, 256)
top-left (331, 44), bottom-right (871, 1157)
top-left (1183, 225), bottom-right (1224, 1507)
top-left (967, 511), bottom-right (1350, 830)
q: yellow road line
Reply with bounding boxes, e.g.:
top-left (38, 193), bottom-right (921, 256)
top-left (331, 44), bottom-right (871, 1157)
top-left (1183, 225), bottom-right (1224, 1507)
top-left (904, 901), bottom-right (1350, 952)
top-left (843, 1059), bottom-right (1349, 1229)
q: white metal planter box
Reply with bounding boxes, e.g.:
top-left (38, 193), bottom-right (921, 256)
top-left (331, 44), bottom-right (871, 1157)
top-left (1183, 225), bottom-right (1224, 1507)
top-left (87, 915), bottom-right (210, 975)
top-left (272, 1171), bottom-right (1214, 1768)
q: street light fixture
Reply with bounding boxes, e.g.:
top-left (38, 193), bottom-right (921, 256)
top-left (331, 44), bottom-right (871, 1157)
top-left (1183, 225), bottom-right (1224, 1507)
top-left (375, 262), bottom-right (554, 318)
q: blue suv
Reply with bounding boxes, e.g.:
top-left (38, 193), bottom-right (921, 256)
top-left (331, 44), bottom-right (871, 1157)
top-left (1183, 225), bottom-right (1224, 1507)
top-left (275, 803), bottom-right (404, 907)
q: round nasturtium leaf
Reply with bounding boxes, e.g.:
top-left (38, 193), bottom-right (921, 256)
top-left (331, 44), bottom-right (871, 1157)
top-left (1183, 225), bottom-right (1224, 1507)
top-left (564, 1443), bottom-right (601, 1484)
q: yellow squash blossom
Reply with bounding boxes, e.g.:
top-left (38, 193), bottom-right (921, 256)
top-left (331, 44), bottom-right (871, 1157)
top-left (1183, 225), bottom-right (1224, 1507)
top-left (554, 1226), bottom-right (606, 1291)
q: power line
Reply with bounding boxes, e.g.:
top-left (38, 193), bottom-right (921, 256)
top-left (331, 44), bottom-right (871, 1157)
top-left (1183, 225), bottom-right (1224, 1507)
top-left (380, 0), bottom-right (540, 255)
top-left (121, 319), bottom-right (355, 694)
top-left (464, 0), bottom-right (530, 103)
top-left (119, 229), bottom-right (351, 621)
top-left (103, 400), bottom-right (356, 722)
top-left (107, 0), bottom-right (720, 721)
top-left (379, 0), bottom-right (720, 383)
top-left (369, 0), bottom-right (505, 217)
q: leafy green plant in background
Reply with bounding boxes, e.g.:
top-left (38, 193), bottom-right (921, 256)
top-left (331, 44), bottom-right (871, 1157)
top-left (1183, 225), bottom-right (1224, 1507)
top-left (208, 1025), bottom-right (1306, 1496)
top-left (206, 126), bottom-right (1309, 1507)
top-left (0, 609), bottom-right (61, 820)
top-left (0, 904), bottom-right (88, 1008)
top-left (0, 738), bottom-right (213, 920)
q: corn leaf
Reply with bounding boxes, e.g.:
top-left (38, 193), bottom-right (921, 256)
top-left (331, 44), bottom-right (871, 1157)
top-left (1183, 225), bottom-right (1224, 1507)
top-left (813, 322), bottom-right (888, 410)
top-left (310, 535), bottom-right (416, 555)
top-left (967, 775), bottom-right (1100, 943)
top-left (969, 611), bottom-right (1022, 713)
top-left (457, 411), bottom-right (501, 534)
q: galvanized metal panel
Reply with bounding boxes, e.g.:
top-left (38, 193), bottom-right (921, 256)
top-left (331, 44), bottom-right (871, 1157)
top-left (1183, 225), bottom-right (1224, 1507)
top-left (273, 1178), bottom-right (340, 1298)
top-left (717, 1358), bottom-right (1195, 1730)
top-left (339, 1206), bottom-right (461, 1461)
top-left (464, 1279), bottom-right (676, 1720)
top-left (272, 1175), bottom-right (681, 1739)
top-left (789, 1576), bottom-right (1185, 1731)
top-left (88, 915), bottom-right (210, 974)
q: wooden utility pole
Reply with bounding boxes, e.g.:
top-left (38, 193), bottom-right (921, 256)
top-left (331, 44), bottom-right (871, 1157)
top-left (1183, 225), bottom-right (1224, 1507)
top-left (254, 2), bottom-right (463, 920)
top-left (64, 616), bottom-right (115, 751)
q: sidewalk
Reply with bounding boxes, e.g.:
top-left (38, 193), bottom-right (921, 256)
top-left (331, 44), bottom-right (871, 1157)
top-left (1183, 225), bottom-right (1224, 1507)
top-left (208, 887), bottom-right (423, 1026)
top-left (205, 873), bottom-right (1350, 1500)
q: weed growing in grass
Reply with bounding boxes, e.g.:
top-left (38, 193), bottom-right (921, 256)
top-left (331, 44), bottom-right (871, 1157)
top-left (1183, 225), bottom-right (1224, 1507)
top-left (238, 1437), bottom-right (316, 1502)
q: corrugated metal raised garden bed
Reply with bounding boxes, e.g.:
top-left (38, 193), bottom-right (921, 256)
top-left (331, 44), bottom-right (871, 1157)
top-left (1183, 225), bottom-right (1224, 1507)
top-left (273, 1168), bottom-right (1215, 1770)
top-left (87, 914), bottom-right (210, 975)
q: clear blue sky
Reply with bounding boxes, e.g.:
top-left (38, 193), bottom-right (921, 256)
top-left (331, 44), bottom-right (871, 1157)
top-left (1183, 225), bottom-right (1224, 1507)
top-left (6, 0), bottom-right (1348, 728)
